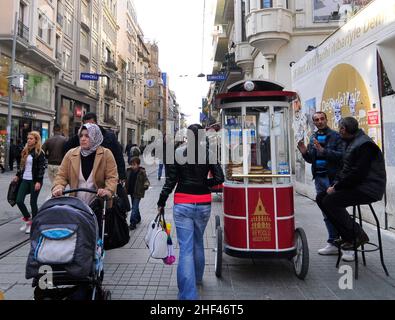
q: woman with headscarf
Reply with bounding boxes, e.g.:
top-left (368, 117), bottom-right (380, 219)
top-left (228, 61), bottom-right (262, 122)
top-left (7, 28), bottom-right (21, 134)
top-left (51, 123), bottom-right (118, 205)
top-left (12, 131), bottom-right (46, 234)
top-left (157, 124), bottom-right (224, 300)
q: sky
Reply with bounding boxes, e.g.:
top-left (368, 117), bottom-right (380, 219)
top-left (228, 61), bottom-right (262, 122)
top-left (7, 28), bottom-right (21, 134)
top-left (133, 0), bottom-right (217, 125)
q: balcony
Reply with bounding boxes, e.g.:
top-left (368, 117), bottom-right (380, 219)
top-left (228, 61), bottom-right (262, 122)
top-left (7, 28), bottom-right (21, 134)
top-left (104, 60), bottom-right (118, 72)
top-left (246, 8), bottom-right (292, 60)
top-left (104, 88), bottom-right (119, 99)
top-left (104, 115), bottom-right (117, 126)
top-left (235, 42), bottom-right (254, 75)
top-left (17, 20), bottom-right (29, 43)
top-left (81, 15), bottom-right (91, 30)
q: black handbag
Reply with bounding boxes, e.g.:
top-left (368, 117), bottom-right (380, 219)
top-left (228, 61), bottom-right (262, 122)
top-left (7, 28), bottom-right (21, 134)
top-left (117, 183), bottom-right (131, 213)
top-left (7, 180), bottom-right (21, 207)
top-left (104, 197), bottom-right (130, 250)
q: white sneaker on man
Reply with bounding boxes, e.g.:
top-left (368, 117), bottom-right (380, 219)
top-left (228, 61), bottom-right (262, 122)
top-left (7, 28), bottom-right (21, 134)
top-left (25, 222), bottom-right (32, 234)
top-left (318, 243), bottom-right (339, 255)
top-left (341, 251), bottom-right (355, 262)
top-left (20, 220), bottom-right (29, 232)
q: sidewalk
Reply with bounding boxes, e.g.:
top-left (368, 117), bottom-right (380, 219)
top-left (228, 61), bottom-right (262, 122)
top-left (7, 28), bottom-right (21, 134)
top-left (1, 159), bottom-right (395, 300)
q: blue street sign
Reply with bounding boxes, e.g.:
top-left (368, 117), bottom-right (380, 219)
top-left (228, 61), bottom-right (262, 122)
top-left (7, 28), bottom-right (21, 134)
top-left (80, 73), bottom-right (100, 81)
top-left (206, 74), bottom-right (227, 81)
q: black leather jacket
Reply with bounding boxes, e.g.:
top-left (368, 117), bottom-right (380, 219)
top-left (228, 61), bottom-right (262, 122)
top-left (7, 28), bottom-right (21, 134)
top-left (17, 150), bottom-right (46, 184)
top-left (157, 145), bottom-right (224, 207)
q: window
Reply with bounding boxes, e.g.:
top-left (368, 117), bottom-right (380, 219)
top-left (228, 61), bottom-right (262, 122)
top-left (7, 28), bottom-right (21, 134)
top-left (19, 2), bottom-right (26, 24)
top-left (38, 11), bottom-right (54, 46)
top-left (93, 14), bottom-right (98, 31)
top-left (262, 0), bottom-right (272, 8)
top-left (57, 1), bottom-right (63, 26)
top-left (64, 9), bottom-right (73, 37)
top-left (63, 48), bottom-right (71, 71)
top-left (379, 56), bottom-right (395, 97)
top-left (104, 103), bottom-right (110, 122)
top-left (241, 0), bottom-right (247, 42)
top-left (55, 35), bottom-right (61, 60)
top-left (92, 39), bottom-right (98, 58)
top-left (80, 30), bottom-right (89, 50)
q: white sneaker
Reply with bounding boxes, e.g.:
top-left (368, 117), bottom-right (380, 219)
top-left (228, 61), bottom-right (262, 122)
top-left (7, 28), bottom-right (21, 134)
top-left (20, 220), bottom-right (28, 232)
top-left (318, 243), bottom-right (339, 255)
top-left (25, 222), bottom-right (32, 234)
top-left (341, 251), bottom-right (355, 262)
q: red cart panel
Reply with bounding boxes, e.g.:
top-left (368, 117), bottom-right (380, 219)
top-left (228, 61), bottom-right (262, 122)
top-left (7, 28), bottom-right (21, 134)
top-left (224, 216), bottom-right (247, 249)
top-left (247, 188), bottom-right (276, 250)
top-left (276, 186), bottom-right (294, 217)
top-left (223, 186), bottom-right (246, 217)
top-left (277, 217), bottom-right (295, 249)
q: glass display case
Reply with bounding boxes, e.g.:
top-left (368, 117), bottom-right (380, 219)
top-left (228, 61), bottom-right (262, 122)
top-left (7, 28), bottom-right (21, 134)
top-left (222, 103), bottom-right (291, 185)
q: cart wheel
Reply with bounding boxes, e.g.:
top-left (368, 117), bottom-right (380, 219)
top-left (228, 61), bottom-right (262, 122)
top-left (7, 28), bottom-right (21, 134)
top-left (215, 226), bottom-right (223, 278)
top-left (292, 228), bottom-right (309, 280)
top-left (215, 215), bottom-right (221, 229)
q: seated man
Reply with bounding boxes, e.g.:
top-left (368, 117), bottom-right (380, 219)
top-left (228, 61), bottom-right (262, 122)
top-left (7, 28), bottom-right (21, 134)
top-left (318, 117), bottom-right (386, 250)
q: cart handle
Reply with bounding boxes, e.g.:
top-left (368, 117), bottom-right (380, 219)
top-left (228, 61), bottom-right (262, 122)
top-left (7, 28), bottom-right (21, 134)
top-left (232, 174), bottom-right (291, 178)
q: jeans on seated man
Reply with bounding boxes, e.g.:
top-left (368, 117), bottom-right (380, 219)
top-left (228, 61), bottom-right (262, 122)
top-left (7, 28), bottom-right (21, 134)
top-left (319, 117), bottom-right (386, 252)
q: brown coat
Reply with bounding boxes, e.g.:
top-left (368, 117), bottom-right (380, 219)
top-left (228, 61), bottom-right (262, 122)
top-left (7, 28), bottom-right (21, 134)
top-left (52, 146), bottom-right (118, 201)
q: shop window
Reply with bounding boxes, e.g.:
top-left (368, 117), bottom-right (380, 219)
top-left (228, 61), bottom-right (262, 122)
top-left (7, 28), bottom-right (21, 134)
top-left (379, 58), bottom-right (395, 97)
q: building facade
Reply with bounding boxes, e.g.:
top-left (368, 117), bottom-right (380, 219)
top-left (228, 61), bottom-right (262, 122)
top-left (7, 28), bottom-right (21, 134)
top-left (55, 0), bottom-right (101, 138)
top-left (0, 0), bottom-right (59, 159)
top-left (292, 0), bottom-right (394, 230)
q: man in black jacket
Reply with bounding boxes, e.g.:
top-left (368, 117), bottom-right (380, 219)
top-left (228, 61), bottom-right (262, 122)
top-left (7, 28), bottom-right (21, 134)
top-left (297, 112), bottom-right (345, 256)
top-left (63, 112), bottom-right (126, 181)
top-left (319, 117), bottom-right (386, 250)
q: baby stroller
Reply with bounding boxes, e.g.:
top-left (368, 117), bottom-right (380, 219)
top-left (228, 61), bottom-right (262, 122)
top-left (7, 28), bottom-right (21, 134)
top-left (25, 189), bottom-right (111, 300)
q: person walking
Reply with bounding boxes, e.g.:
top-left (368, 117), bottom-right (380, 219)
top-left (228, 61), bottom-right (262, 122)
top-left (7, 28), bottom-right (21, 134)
top-left (125, 156), bottom-right (150, 230)
top-left (9, 139), bottom-right (16, 171)
top-left (319, 117), bottom-right (386, 251)
top-left (12, 131), bottom-right (46, 234)
top-left (297, 111), bottom-right (347, 258)
top-left (15, 139), bottom-right (24, 170)
top-left (42, 124), bottom-right (67, 186)
top-left (63, 112), bottom-right (126, 181)
top-left (125, 140), bottom-right (133, 163)
top-left (157, 124), bottom-right (224, 300)
top-left (52, 123), bottom-right (118, 227)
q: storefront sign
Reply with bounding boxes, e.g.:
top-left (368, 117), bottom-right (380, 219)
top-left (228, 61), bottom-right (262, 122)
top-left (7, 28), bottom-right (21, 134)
top-left (368, 110), bottom-right (380, 125)
top-left (22, 111), bottom-right (37, 118)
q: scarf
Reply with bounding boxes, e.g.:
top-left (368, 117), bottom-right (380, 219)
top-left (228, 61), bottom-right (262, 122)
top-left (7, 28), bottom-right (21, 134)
top-left (78, 123), bottom-right (103, 157)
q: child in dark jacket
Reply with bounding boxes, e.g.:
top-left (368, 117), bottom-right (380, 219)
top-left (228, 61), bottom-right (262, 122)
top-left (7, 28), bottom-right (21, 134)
top-left (125, 157), bottom-right (150, 230)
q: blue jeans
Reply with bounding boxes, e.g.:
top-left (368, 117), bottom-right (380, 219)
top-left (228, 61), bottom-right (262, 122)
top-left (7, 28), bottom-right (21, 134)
top-left (158, 163), bottom-right (164, 179)
top-left (315, 175), bottom-right (339, 243)
top-left (129, 197), bottom-right (141, 225)
top-left (173, 203), bottom-right (211, 300)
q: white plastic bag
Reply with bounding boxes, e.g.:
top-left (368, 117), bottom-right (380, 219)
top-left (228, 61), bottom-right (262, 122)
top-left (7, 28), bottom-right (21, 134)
top-left (144, 212), bottom-right (168, 259)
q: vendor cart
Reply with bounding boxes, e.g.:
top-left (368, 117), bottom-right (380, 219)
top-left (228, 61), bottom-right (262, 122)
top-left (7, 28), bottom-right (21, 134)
top-left (214, 80), bottom-right (309, 279)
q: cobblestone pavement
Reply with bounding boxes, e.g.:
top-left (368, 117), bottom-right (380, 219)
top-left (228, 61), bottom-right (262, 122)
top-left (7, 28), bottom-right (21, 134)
top-left (1, 158), bottom-right (395, 300)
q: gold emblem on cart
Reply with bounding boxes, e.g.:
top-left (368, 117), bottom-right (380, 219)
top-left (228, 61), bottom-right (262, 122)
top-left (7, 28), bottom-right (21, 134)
top-left (251, 194), bottom-right (272, 242)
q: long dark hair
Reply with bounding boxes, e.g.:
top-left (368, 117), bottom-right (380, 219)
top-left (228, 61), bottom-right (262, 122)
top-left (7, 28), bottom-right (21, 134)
top-left (187, 123), bottom-right (204, 164)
